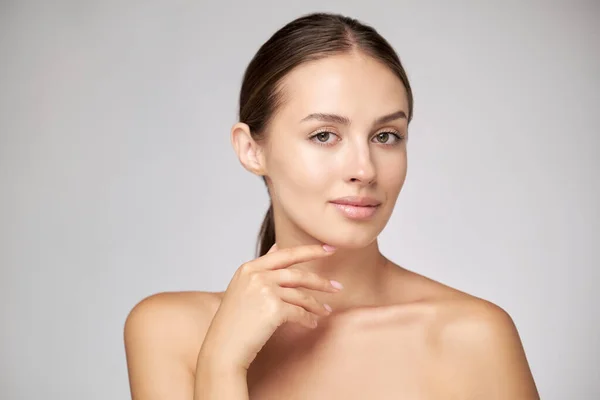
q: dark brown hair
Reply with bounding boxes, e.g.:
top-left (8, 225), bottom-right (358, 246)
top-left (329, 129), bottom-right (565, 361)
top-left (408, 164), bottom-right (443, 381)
top-left (238, 12), bottom-right (414, 257)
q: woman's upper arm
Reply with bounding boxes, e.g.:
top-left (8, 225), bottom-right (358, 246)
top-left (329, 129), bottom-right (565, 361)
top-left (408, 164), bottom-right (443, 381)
top-left (124, 292), bottom-right (214, 400)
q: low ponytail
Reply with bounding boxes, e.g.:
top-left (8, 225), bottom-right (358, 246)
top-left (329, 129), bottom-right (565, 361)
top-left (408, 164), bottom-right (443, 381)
top-left (256, 203), bottom-right (275, 257)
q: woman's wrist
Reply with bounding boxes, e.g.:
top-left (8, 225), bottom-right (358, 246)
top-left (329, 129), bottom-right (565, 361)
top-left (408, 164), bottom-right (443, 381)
top-left (194, 352), bottom-right (249, 400)
top-left (196, 344), bottom-right (247, 378)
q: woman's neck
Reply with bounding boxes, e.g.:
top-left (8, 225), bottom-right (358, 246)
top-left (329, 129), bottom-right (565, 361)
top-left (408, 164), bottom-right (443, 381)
top-left (274, 235), bottom-right (393, 312)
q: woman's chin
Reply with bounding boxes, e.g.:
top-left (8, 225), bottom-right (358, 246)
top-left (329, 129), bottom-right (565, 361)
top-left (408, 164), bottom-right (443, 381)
top-left (317, 231), bottom-right (380, 250)
top-left (290, 213), bottom-right (387, 249)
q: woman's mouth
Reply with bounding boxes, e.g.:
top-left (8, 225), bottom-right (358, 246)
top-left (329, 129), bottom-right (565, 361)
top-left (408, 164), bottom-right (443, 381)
top-left (329, 196), bottom-right (381, 220)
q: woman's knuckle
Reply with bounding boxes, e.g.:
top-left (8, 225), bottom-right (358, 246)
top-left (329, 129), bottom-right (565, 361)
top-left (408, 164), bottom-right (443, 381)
top-left (248, 271), bottom-right (263, 283)
top-left (292, 269), bottom-right (305, 282)
top-left (239, 262), bottom-right (253, 274)
top-left (259, 285), bottom-right (273, 297)
top-left (306, 271), bottom-right (319, 281)
top-left (300, 291), bottom-right (311, 303)
top-left (279, 269), bottom-right (293, 281)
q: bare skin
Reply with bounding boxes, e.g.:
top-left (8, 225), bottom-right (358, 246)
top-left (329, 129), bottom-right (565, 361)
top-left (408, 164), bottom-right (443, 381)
top-left (124, 261), bottom-right (539, 399)
top-left (124, 51), bottom-right (539, 399)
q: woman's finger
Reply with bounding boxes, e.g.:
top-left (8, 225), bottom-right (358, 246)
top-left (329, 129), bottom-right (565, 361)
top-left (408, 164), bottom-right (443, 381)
top-left (277, 287), bottom-right (332, 317)
top-left (254, 244), bottom-right (336, 271)
top-left (270, 268), bottom-right (341, 293)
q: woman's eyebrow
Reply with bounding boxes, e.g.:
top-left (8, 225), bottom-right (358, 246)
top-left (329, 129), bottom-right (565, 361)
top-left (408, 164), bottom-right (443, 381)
top-left (300, 110), bottom-right (407, 125)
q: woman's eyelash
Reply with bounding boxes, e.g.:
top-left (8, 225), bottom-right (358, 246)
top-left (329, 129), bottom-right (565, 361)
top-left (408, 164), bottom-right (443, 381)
top-left (308, 130), bottom-right (405, 147)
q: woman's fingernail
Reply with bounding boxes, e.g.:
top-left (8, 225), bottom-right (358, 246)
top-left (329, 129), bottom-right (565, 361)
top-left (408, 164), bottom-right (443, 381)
top-left (330, 280), bottom-right (343, 290)
top-left (323, 303), bottom-right (333, 312)
top-left (322, 244), bottom-right (336, 252)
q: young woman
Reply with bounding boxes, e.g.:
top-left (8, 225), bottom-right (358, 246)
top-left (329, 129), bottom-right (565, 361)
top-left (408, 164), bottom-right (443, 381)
top-left (124, 12), bottom-right (540, 400)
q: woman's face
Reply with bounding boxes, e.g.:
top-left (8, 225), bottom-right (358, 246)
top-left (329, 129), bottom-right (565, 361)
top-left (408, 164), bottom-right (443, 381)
top-left (261, 51), bottom-right (409, 248)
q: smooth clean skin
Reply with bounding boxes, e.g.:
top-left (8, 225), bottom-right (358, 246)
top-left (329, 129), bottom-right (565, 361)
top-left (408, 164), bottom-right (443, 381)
top-left (124, 52), bottom-right (540, 399)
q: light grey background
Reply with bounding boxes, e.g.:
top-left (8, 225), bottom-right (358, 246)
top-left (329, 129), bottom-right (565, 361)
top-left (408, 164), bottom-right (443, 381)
top-left (1, 1), bottom-right (598, 399)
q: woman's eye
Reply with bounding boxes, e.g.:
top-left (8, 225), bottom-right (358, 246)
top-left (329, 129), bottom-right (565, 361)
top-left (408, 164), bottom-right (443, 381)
top-left (375, 132), bottom-right (390, 143)
top-left (373, 131), bottom-right (403, 145)
top-left (316, 132), bottom-right (331, 142)
top-left (310, 131), bottom-right (403, 146)
top-left (310, 131), bottom-right (338, 146)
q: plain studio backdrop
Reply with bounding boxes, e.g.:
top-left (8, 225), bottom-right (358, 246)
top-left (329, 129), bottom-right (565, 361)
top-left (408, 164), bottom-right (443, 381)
top-left (1, 1), bottom-right (598, 399)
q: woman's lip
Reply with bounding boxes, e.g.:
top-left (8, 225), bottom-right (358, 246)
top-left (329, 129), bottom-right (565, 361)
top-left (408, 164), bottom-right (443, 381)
top-left (329, 197), bottom-right (381, 207)
top-left (330, 203), bottom-right (379, 220)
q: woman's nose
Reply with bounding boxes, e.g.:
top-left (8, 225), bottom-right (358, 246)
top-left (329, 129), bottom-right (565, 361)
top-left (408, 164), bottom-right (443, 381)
top-left (343, 143), bottom-right (377, 185)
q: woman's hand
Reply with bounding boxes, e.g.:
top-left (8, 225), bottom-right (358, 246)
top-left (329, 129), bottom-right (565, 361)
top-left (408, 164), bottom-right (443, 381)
top-left (197, 243), bottom-right (342, 374)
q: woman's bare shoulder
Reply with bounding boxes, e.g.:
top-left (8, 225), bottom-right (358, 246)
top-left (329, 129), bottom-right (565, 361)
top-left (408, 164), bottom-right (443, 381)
top-left (123, 290), bottom-right (224, 399)
top-left (433, 294), bottom-right (539, 397)
top-left (124, 290), bottom-right (224, 354)
top-left (125, 290), bottom-right (223, 334)
top-left (391, 266), bottom-right (526, 351)
top-left (391, 268), bottom-right (539, 398)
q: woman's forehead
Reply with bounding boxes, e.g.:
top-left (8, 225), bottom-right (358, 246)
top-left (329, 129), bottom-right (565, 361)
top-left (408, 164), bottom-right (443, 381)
top-left (276, 54), bottom-right (408, 123)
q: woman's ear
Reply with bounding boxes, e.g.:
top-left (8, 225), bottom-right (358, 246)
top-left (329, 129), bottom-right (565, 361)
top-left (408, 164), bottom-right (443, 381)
top-left (230, 122), bottom-right (267, 176)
